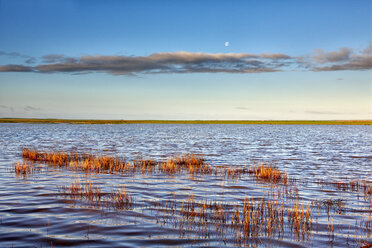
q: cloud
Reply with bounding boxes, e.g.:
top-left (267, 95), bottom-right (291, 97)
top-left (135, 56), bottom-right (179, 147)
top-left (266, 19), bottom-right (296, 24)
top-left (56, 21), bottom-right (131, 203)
top-left (3, 51), bottom-right (292, 75)
top-left (41, 54), bottom-right (77, 63)
top-left (0, 50), bottom-right (35, 64)
top-left (0, 65), bottom-right (34, 72)
top-left (312, 43), bottom-right (372, 71)
top-left (24, 106), bottom-right (40, 111)
top-left (25, 58), bottom-right (36, 64)
top-left (42, 54), bottom-right (65, 63)
top-left (0, 51), bottom-right (28, 58)
top-left (0, 105), bottom-right (14, 112)
top-left (304, 110), bottom-right (357, 115)
top-left (235, 107), bottom-right (250, 110)
top-left (363, 42), bottom-right (372, 54)
top-left (0, 43), bottom-right (371, 75)
top-left (313, 47), bottom-right (352, 63)
top-left (314, 53), bottom-right (372, 71)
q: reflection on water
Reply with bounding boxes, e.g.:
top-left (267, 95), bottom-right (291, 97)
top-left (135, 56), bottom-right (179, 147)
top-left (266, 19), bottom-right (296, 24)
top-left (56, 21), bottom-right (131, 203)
top-left (0, 123), bottom-right (371, 247)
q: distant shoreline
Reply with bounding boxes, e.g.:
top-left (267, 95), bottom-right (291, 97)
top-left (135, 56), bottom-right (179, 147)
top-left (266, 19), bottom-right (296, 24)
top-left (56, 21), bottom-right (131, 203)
top-left (0, 118), bottom-right (371, 125)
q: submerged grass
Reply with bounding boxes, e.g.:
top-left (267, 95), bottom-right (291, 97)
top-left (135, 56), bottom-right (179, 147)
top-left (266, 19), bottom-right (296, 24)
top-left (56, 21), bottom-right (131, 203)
top-left (60, 180), bottom-right (134, 210)
top-left (111, 187), bottom-right (134, 210)
top-left (17, 147), bottom-right (372, 246)
top-left (316, 178), bottom-right (372, 200)
top-left (14, 161), bottom-right (40, 178)
top-left (59, 178), bottom-right (314, 245)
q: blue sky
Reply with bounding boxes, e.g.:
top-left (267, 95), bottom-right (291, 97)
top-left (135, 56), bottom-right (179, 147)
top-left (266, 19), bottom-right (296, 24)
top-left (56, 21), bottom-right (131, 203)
top-left (0, 0), bottom-right (371, 119)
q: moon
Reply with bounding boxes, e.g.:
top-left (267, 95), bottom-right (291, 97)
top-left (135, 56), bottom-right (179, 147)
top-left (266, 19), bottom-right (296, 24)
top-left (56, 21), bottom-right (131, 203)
top-left (225, 41), bottom-right (229, 47)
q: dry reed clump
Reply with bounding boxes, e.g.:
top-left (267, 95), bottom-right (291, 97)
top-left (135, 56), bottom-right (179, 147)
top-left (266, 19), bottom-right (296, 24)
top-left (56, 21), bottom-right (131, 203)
top-left (366, 186), bottom-right (372, 196)
top-left (134, 158), bottom-right (156, 173)
top-left (154, 192), bottom-right (313, 244)
top-left (68, 157), bottom-right (128, 174)
top-left (287, 201), bottom-right (313, 239)
top-left (22, 148), bottom-right (87, 166)
top-left (316, 179), bottom-right (372, 200)
top-left (22, 148), bottom-right (296, 184)
top-left (336, 179), bottom-right (361, 191)
top-left (60, 180), bottom-right (134, 210)
top-left (159, 154), bottom-right (215, 175)
top-left (61, 180), bottom-right (102, 203)
top-left (111, 187), bottom-right (133, 210)
top-left (363, 181), bottom-right (372, 200)
top-left (14, 161), bottom-right (32, 175)
top-left (22, 148), bottom-right (217, 176)
top-left (14, 161), bottom-right (39, 177)
top-left (23, 148), bottom-right (145, 174)
top-left (222, 166), bottom-right (249, 179)
top-left (249, 163), bottom-right (287, 184)
top-left (316, 178), bottom-right (360, 191)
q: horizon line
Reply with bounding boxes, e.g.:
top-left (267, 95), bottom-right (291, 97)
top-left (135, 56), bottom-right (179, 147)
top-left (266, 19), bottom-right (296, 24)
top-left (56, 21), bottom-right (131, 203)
top-left (1, 118), bottom-right (371, 125)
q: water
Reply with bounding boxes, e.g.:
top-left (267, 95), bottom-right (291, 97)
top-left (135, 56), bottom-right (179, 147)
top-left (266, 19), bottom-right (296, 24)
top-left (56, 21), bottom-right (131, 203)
top-left (0, 123), bottom-right (371, 247)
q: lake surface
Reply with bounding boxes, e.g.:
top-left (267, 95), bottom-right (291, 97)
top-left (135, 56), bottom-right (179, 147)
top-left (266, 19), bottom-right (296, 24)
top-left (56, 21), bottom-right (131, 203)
top-left (0, 123), bottom-right (371, 247)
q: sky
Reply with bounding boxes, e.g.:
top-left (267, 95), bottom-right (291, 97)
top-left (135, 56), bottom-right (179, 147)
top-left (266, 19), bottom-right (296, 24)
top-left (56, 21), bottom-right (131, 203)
top-left (0, 0), bottom-right (371, 120)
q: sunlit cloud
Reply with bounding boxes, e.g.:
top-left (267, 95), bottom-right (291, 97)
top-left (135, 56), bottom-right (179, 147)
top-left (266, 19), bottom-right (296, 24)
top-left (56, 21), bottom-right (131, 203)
top-left (0, 65), bottom-right (33, 72)
top-left (363, 42), bottom-right (372, 54)
top-left (312, 44), bottom-right (372, 71)
top-left (313, 47), bottom-right (352, 63)
top-left (23, 51), bottom-right (294, 75)
top-left (0, 43), bottom-right (371, 75)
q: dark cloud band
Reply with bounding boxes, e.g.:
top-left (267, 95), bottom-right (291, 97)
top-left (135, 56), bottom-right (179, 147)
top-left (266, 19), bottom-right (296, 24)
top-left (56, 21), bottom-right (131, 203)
top-left (0, 65), bottom-right (33, 72)
top-left (0, 44), bottom-right (371, 75)
top-left (0, 51), bottom-right (293, 75)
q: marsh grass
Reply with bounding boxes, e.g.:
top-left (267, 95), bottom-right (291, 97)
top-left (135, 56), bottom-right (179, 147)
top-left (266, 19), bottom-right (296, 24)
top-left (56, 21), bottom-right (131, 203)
top-left (58, 176), bottom-right (314, 245)
top-left (14, 161), bottom-right (40, 178)
top-left (60, 180), bottom-right (102, 203)
top-left (60, 180), bottom-right (134, 210)
top-left (18, 148), bottom-right (371, 246)
top-left (249, 163), bottom-right (288, 184)
top-left (153, 192), bottom-right (314, 245)
top-left (14, 161), bottom-right (33, 175)
top-left (222, 166), bottom-right (249, 179)
top-left (22, 148), bottom-right (295, 185)
top-left (316, 178), bottom-right (372, 200)
top-left (314, 199), bottom-right (346, 214)
top-left (21, 148), bottom-right (254, 178)
top-left (111, 187), bottom-right (133, 210)
top-left (159, 154), bottom-right (215, 175)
